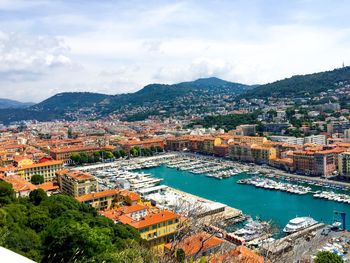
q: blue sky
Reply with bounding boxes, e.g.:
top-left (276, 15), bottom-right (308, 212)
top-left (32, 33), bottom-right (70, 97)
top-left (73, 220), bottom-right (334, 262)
top-left (0, 0), bottom-right (350, 102)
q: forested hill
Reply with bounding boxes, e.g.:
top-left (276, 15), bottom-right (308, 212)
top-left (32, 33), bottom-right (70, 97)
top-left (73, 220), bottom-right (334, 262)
top-left (0, 98), bottom-right (34, 109)
top-left (241, 66), bottom-right (350, 98)
top-left (0, 77), bottom-right (252, 123)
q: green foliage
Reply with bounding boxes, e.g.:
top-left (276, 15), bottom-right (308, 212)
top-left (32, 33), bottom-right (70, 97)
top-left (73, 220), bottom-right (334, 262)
top-left (0, 181), bottom-right (14, 205)
top-left (96, 241), bottom-right (159, 263)
top-left (175, 248), bottom-right (186, 262)
top-left (71, 150), bottom-right (115, 165)
top-left (130, 147), bottom-right (139, 157)
top-left (1, 193), bottom-right (140, 262)
top-left (29, 189), bottom-right (48, 205)
top-left (30, 174), bottom-right (44, 185)
top-left (190, 111), bottom-right (260, 131)
top-left (314, 251), bottom-right (344, 263)
top-left (0, 78), bottom-right (252, 124)
top-left (242, 66), bottom-right (350, 98)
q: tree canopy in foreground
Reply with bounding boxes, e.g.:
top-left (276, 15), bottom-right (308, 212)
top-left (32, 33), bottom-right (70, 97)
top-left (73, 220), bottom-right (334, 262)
top-left (0, 182), bottom-right (147, 262)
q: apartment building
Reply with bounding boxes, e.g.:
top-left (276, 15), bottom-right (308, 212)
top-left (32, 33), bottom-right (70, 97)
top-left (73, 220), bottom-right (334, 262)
top-left (101, 206), bottom-right (180, 250)
top-left (17, 160), bottom-right (63, 182)
top-left (338, 152), bottom-right (350, 179)
top-left (57, 169), bottom-right (98, 197)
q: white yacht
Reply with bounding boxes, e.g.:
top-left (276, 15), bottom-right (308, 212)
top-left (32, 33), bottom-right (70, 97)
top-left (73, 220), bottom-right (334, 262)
top-left (283, 217), bottom-right (318, 234)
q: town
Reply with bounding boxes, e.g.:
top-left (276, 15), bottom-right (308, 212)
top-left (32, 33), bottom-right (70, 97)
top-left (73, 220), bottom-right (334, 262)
top-left (1, 115), bottom-right (350, 262)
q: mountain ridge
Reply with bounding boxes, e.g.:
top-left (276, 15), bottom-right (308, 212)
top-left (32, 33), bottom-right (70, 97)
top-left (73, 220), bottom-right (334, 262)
top-left (0, 77), bottom-right (250, 123)
top-left (1, 67), bottom-right (350, 124)
top-left (0, 98), bottom-right (35, 109)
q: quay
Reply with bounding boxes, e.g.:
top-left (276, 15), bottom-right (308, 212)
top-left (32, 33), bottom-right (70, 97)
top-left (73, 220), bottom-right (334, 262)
top-left (169, 187), bottom-right (242, 220)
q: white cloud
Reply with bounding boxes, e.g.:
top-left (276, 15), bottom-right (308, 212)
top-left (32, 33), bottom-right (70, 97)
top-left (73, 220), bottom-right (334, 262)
top-left (1, 1), bottom-right (350, 102)
top-left (0, 32), bottom-right (73, 73)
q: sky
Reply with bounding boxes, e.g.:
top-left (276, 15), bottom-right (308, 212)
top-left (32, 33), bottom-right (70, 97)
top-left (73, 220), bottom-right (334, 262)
top-left (1, 0), bottom-right (350, 102)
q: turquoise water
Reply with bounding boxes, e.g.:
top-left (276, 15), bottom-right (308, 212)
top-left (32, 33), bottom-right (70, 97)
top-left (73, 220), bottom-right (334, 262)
top-left (143, 165), bottom-right (350, 231)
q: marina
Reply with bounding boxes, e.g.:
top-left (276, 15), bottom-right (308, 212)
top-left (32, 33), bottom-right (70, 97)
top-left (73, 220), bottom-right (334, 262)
top-left (142, 163), bottom-right (350, 232)
top-left (75, 153), bottom-right (350, 234)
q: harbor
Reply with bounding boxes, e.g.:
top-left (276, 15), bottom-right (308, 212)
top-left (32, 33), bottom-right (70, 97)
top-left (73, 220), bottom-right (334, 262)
top-left (140, 162), bottom-right (350, 232)
top-left (75, 153), bottom-right (350, 232)
top-left (73, 153), bottom-right (350, 261)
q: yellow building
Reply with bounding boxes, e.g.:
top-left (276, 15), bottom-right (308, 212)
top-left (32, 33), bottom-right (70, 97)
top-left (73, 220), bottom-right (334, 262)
top-left (228, 142), bottom-right (254, 162)
top-left (101, 206), bottom-right (180, 250)
top-left (201, 137), bottom-right (222, 154)
top-left (251, 144), bottom-right (277, 164)
top-left (17, 160), bottom-right (64, 182)
top-left (232, 136), bottom-right (267, 146)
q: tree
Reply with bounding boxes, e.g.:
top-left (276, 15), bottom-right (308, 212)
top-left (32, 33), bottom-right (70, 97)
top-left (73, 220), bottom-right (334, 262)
top-left (113, 150), bottom-right (121, 159)
top-left (119, 150), bottom-right (126, 157)
top-left (71, 153), bottom-right (81, 164)
top-left (130, 147), bottom-right (139, 157)
top-left (156, 146), bottom-right (163, 152)
top-left (29, 189), bottom-right (48, 206)
top-left (0, 181), bottom-right (14, 204)
top-left (30, 174), bottom-right (44, 185)
top-left (43, 220), bottom-right (114, 262)
top-left (314, 251), bottom-right (344, 263)
top-left (80, 152), bottom-right (89, 164)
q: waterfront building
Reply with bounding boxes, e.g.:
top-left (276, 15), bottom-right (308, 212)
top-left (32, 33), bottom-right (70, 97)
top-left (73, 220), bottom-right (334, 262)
top-left (293, 148), bottom-right (341, 177)
top-left (338, 152), bottom-right (350, 178)
top-left (293, 151), bottom-right (317, 176)
top-left (56, 169), bottom-right (98, 197)
top-left (269, 157), bottom-right (294, 172)
top-left (214, 145), bottom-right (229, 157)
top-left (201, 137), bottom-right (222, 154)
top-left (251, 144), bottom-right (277, 164)
top-left (228, 142), bottom-right (254, 162)
top-left (166, 136), bottom-right (191, 151)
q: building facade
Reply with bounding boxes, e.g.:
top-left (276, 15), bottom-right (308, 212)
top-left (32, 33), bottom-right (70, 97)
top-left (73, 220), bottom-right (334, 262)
top-left (57, 169), bottom-right (98, 197)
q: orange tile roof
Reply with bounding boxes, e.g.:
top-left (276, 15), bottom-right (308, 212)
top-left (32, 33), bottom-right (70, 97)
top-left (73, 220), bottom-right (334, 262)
top-left (19, 160), bottom-right (63, 169)
top-left (76, 189), bottom-right (120, 202)
top-left (0, 175), bottom-right (37, 193)
top-left (123, 209), bottom-right (179, 229)
top-left (118, 138), bottom-right (164, 145)
top-left (210, 246), bottom-right (264, 263)
top-left (119, 189), bottom-right (140, 201)
top-left (57, 169), bottom-right (94, 181)
top-left (165, 232), bottom-right (224, 257)
top-left (49, 145), bottom-right (100, 153)
top-left (37, 181), bottom-right (59, 191)
top-left (117, 203), bottom-right (148, 214)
